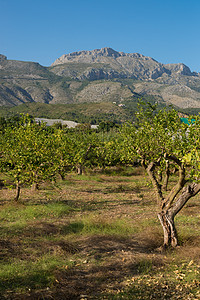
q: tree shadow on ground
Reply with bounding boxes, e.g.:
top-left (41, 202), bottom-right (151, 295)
top-left (36, 235), bottom-right (163, 300)
top-left (0, 224), bottom-right (165, 299)
top-left (9, 235), bottom-right (165, 299)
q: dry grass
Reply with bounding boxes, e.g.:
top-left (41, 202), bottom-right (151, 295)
top-left (0, 167), bottom-right (199, 299)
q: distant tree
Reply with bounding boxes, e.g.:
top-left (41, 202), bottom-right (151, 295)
top-left (71, 130), bottom-right (99, 175)
top-left (51, 129), bottom-right (75, 180)
top-left (1, 115), bottom-right (56, 200)
top-left (98, 121), bottom-right (119, 132)
top-left (75, 123), bottom-right (91, 132)
top-left (52, 122), bottom-right (64, 130)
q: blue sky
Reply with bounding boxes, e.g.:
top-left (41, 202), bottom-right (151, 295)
top-left (1, 0), bottom-right (200, 71)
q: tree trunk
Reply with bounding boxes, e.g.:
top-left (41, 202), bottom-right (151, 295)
top-left (145, 156), bottom-right (200, 249)
top-left (158, 182), bottom-right (200, 249)
top-left (31, 182), bottom-right (39, 191)
top-left (158, 211), bottom-right (178, 248)
top-left (158, 171), bottom-right (162, 183)
top-left (163, 160), bottom-right (170, 191)
top-left (15, 181), bottom-right (21, 201)
top-left (77, 165), bottom-right (83, 175)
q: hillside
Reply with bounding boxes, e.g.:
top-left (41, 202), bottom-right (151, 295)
top-left (0, 97), bottom-right (161, 124)
top-left (1, 48), bottom-right (200, 111)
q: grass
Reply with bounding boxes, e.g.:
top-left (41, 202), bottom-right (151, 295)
top-left (0, 255), bottom-right (64, 292)
top-left (0, 167), bottom-right (199, 299)
top-left (60, 216), bottom-right (139, 236)
top-left (0, 203), bottom-right (75, 223)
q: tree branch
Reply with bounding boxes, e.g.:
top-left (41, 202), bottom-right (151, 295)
top-left (162, 154), bottom-right (186, 210)
top-left (168, 182), bottom-right (200, 217)
top-left (162, 159), bottom-right (170, 191)
top-left (146, 161), bottom-right (164, 205)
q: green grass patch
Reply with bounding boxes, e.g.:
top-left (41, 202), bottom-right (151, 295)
top-left (0, 222), bottom-right (28, 238)
top-left (0, 203), bottom-right (75, 223)
top-left (0, 254), bottom-right (72, 293)
top-left (61, 216), bottom-right (138, 236)
top-left (175, 215), bottom-right (200, 244)
top-left (176, 215), bottom-right (200, 224)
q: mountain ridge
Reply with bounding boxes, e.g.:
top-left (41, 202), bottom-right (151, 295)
top-left (1, 48), bottom-right (200, 109)
top-left (51, 47), bottom-right (197, 78)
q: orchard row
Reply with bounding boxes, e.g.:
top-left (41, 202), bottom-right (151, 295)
top-left (1, 104), bottom-right (200, 248)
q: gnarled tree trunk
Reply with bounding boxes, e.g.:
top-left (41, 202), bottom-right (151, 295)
top-left (158, 211), bottom-right (178, 248)
top-left (158, 182), bottom-right (200, 248)
top-left (144, 155), bottom-right (200, 249)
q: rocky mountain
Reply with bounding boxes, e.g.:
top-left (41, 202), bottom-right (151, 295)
top-left (51, 48), bottom-right (196, 80)
top-left (1, 48), bottom-right (200, 109)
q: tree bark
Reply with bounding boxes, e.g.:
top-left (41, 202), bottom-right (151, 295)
top-left (158, 182), bottom-right (200, 248)
top-left (168, 183), bottom-right (200, 217)
top-left (146, 161), bottom-right (164, 205)
top-left (162, 155), bottom-right (186, 210)
top-left (144, 155), bottom-right (200, 249)
top-left (163, 160), bottom-right (170, 191)
top-left (77, 165), bottom-right (83, 175)
top-left (158, 212), bottom-right (178, 248)
top-left (15, 181), bottom-right (20, 201)
top-left (157, 171), bottom-right (162, 183)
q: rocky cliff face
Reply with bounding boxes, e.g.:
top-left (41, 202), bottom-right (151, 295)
top-left (51, 47), bottom-right (195, 81)
top-left (1, 48), bottom-right (200, 109)
top-left (51, 48), bottom-right (168, 80)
